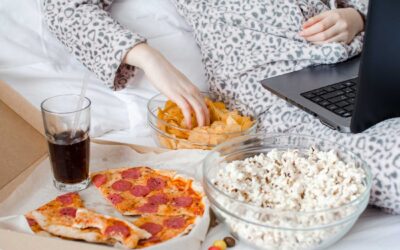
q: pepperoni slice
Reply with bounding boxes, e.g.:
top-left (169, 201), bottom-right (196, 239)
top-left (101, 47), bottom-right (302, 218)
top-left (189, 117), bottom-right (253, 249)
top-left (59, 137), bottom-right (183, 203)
top-left (111, 180), bottom-right (132, 191)
top-left (147, 178), bottom-right (166, 191)
top-left (59, 207), bottom-right (77, 218)
top-left (105, 222), bottom-right (131, 238)
top-left (137, 203), bottom-right (158, 213)
top-left (26, 217), bottom-right (38, 227)
top-left (148, 193), bottom-right (169, 205)
top-left (121, 168), bottom-right (141, 180)
top-left (163, 217), bottom-right (186, 229)
top-left (172, 196), bottom-right (193, 207)
top-left (56, 193), bottom-right (75, 205)
top-left (130, 185), bottom-right (150, 197)
top-left (92, 174), bottom-right (107, 187)
top-left (140, 222), bottom-right (163, 236)
top-left (107, 193), bottom-right (124, 205)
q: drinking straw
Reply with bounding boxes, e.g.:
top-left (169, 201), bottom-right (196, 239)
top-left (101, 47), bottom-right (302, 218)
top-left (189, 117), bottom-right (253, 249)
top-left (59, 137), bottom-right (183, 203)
top-left (70, 73), bottom-right (89, 139)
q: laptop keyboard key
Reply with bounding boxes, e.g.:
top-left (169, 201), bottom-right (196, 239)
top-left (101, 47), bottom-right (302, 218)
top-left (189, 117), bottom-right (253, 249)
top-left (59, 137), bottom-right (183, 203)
top-left (329, 95), bottom-right (348, 103)
top-left (334, 109), bottom-right (346, 116)
top-left (327, 104), bottom-right (338, 111)
top-left (343, 88), bottom-right (353, 93)
top-left (343, 112), bottom-right (352, 117)
top-left (302, 92), bottom-right (315, 99)
top-left (336, 101), bottom-right (349, 107)
top-left (321, 90), bottom-right (344, 100)
top-left (344, 82), bottom-right (355, 87)
top-left (332, 84), bottom-right (345, 90)
top-left (314, 89), bottom-right (327, 95)
top-left (319, 100), bottom-right (330, 107)
top-left (344, 104), bottom-right (354, 112)
top-left (324, 86), bottom-right (335, 92)
top-left (346, 92), bottom-right (356, 98)
top-left (312, 96), bottom-right (323, 102)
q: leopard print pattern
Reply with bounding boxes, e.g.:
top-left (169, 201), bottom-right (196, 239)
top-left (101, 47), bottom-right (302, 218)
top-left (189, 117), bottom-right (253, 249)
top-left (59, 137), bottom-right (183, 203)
top-left (171, 0), bottom-right (400, 214)
top-left (42, 0), bottom-right (400, 214)
top-left (42, 0), bottom-right (145, 90)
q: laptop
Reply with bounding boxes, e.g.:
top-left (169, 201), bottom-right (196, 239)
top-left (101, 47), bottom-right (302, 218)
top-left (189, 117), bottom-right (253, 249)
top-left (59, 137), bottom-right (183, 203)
top-left (261, 1), bottom-right (400, 133)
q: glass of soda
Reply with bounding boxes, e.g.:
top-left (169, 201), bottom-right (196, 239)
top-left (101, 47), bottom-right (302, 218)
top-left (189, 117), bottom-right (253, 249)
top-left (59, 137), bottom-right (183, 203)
top-left (41, 94), bottom-right (91, 192)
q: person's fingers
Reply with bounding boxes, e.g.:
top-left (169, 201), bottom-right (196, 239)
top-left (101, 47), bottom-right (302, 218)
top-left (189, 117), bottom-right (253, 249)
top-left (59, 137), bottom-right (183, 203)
top-left (193, 93), bottom-right (210, 126)
top-left (313, 33), bottom-right (347, 45)
top-left (299, 16), bottom-right (336, 37)
top-left (303, 23), bottom-right (341, 42)
top-left (174, 96), bottom-right (193, 129)
top-left (301, 11), bottom-right (329, 29)
top-left (185, 95), bottom-right (206, 127)
top-left (179, 79), bottom-right (210, 126)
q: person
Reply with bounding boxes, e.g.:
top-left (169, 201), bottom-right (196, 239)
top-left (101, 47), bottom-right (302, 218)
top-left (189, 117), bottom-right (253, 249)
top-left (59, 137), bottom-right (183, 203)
top-left (43, 0), bottom-right (400, 214)
top-left (42, 0), bottom-right (363, 129)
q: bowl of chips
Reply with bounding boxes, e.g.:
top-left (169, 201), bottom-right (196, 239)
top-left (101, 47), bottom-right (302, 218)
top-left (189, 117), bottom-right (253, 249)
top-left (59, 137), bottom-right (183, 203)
top-left (147, 93), bottom-right (257, 150)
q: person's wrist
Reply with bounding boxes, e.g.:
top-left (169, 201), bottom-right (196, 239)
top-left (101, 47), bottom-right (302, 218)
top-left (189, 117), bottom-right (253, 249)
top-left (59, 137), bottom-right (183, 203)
top-left (124, 43), bottom-right (159, 70)
top-left (347, 8), bottom-right (364, 34)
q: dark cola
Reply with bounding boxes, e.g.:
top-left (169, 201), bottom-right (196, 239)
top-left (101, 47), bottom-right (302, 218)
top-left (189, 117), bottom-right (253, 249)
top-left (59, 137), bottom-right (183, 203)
top-left (48, 130), bottom-right (90, 184)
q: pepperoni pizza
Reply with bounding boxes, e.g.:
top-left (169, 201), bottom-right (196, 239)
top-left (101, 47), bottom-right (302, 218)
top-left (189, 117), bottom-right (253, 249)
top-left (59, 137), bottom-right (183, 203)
top-left (25, 166), bottom-right (206, 249)
top-left (25, 192), bottom-right (150, 248)
top-left (91, 166), bottom-right (205, 247)
top-left (91, 167), bottom-right (205, 217)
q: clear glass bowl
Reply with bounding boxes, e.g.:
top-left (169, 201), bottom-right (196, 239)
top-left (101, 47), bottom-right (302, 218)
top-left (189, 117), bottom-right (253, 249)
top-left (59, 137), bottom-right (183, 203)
top-left (147, 92), bottom-right (257, 150)
top-left (203, 133), bottom-right (372, 250)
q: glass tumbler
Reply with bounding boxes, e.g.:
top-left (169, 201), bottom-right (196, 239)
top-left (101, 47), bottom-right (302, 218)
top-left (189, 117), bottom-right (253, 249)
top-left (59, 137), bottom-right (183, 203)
top-left (41, 94), bottom-right (91, 192)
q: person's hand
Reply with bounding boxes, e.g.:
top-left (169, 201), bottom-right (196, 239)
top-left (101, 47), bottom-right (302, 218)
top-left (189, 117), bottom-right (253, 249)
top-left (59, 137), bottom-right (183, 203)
top-left (124, 43), bottom-right (210, 128)
top-left (299, 8), bottom-right (364, 45)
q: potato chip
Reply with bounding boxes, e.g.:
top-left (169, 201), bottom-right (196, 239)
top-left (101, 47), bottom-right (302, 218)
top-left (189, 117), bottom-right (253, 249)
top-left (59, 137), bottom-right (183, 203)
top-left (225, 115), bottom-right (242, 133)
top-left (164, 100), bottom-right (177, 110)
top-left (157, 97), bottom-right (255, 149)
top-left (188, 127), bottom-right (210, 145)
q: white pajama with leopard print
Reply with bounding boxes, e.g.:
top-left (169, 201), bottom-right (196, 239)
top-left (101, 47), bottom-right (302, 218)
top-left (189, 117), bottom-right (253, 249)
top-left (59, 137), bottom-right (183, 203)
top-left (42, 0), bottom-right (400, 214)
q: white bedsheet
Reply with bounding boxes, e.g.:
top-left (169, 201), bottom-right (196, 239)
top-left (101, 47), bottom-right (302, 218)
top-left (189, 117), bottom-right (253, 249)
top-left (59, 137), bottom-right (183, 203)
top-left (0, 0), bottom-right (399, 249)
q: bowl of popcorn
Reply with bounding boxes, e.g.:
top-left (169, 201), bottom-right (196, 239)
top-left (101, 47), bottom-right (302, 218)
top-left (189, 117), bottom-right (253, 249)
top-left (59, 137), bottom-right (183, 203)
top-left (203, 133), bottom-right (372, 250)
top-left (147, 93), bottom-right (257, 150)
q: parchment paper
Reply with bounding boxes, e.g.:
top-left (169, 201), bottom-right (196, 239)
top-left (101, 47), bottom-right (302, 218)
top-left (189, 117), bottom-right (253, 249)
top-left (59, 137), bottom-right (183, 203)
top-left (0, 143), bottom-right (210, 250)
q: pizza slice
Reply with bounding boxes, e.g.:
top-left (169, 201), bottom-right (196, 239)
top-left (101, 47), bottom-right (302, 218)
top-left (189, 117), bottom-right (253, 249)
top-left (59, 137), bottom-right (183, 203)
top-left (133, 215), bottom-right (196, 248)
top-left (91, 167), bottom-right (205, 217)
top-left (25, 192), bottom-right (150, 248)
top-left (25, 192), bottom-right (83, 236)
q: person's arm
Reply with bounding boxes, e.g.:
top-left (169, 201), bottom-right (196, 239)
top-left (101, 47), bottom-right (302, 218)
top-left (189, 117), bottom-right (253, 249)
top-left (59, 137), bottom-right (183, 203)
top-left (298, 1), bottom-right (368, 44)
top-left (124, 43), bottom-right (210, 128)
top-left (43, 0), bottom-right (145, 90)
top-left (43, 0), bottom-right (209, 127)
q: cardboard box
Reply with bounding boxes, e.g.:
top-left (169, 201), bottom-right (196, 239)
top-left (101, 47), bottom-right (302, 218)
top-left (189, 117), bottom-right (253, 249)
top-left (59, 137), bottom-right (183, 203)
top-left (0, 80), bottom-right (166, 249)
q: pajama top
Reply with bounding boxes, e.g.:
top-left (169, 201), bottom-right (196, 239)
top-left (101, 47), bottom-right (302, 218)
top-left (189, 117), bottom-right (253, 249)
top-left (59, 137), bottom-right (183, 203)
top-left (42, 0), bottom-right (400, 214)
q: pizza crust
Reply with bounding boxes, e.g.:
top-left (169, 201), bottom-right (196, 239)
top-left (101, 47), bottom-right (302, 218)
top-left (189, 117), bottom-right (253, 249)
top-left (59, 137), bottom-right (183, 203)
top-left (31, 210), bottom-right (106, 243)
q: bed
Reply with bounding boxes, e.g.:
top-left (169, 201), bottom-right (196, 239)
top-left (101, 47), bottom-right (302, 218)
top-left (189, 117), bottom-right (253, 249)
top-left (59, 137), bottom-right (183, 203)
top-left (0, 0), bottom-right (399, 249)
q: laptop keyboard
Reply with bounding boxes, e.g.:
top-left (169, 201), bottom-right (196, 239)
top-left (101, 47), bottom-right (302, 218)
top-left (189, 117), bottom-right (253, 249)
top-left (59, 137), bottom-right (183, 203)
top-left (301, 81), bottom-right (357, 118)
